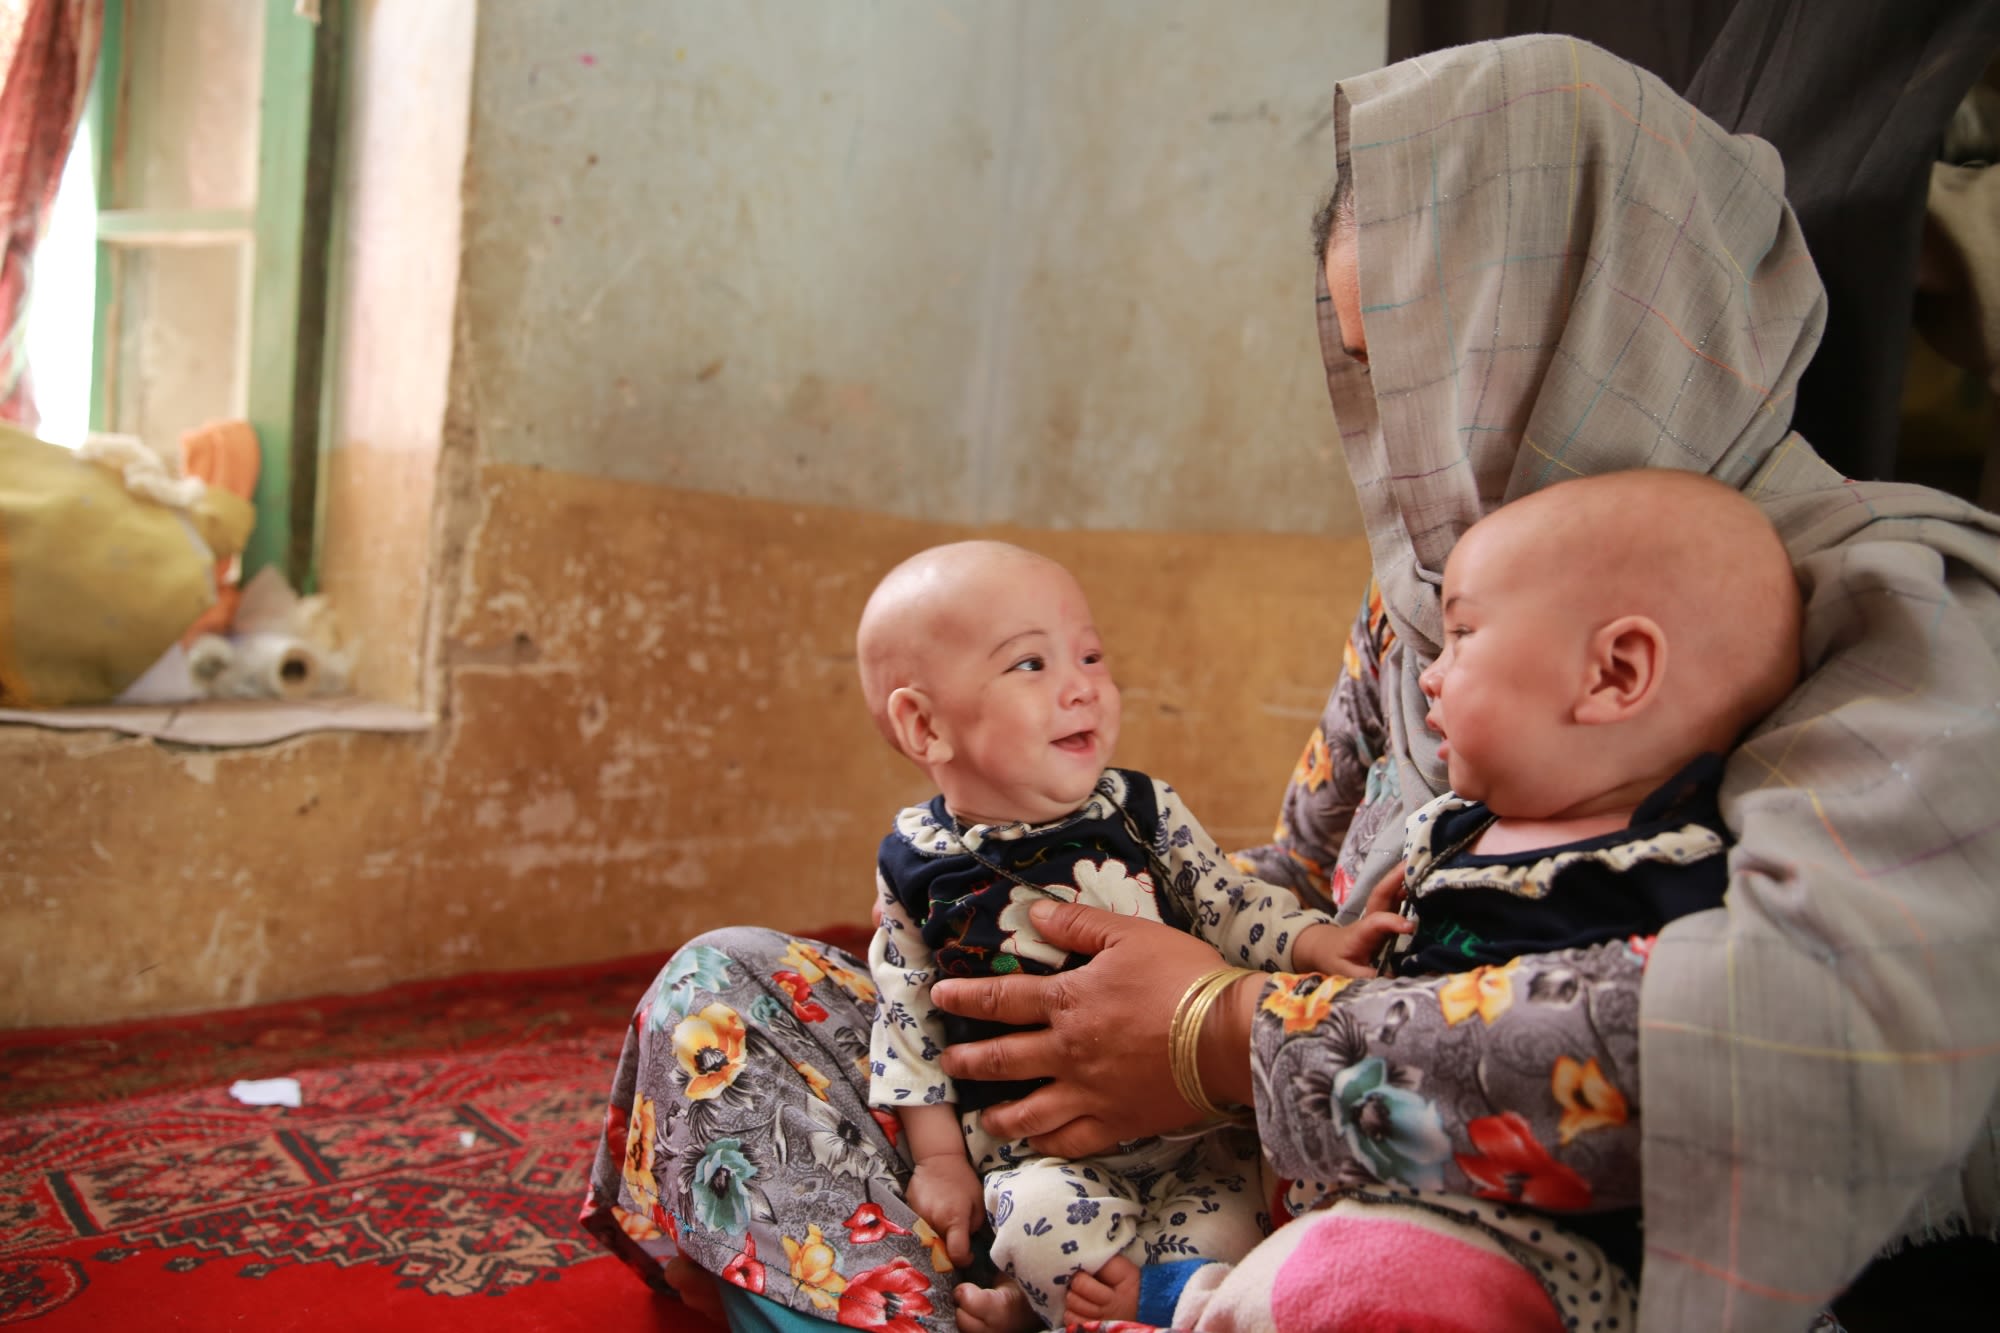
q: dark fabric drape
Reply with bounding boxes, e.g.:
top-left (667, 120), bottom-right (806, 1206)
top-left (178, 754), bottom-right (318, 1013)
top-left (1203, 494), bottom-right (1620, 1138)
top-left (0, 0), bottom-right (100, 428)
top-left (1387, 1), bottom-right (1739, 90)
top-left (1683, 1), bottom-right (2000, 481)
top-left (1388, 0), bottom-right (2000, 482)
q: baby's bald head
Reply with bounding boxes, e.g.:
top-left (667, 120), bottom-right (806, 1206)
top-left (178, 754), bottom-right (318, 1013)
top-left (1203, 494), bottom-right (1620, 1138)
top-left (855, 540), bottom-right (1065, 748)
top-left (1488, 469), bottom-right (1801, 749)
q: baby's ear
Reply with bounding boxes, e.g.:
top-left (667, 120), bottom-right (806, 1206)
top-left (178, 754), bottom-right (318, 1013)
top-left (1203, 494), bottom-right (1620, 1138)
top-left (885, 686), bottom-right (951, 764)
top-left (1574, 615), bottom-right (1666, 726)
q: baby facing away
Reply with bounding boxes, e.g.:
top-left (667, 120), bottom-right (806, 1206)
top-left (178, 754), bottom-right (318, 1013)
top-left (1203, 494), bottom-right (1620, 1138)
top-left (855, 539), bottom-right (1405, 1330)
top-left (1155, 469), bottom-right (1805, 1332)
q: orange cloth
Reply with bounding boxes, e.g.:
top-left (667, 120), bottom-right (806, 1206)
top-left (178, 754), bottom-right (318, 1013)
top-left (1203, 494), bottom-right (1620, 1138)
top-left (178, 420), bottom-right (260, 646)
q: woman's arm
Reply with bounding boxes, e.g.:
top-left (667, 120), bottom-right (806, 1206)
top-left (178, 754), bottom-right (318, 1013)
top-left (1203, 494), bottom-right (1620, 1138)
top-left (935, 902), bottom-right (1646, 1212)
top-left (1246, 942), bottom-right (1644, 1210)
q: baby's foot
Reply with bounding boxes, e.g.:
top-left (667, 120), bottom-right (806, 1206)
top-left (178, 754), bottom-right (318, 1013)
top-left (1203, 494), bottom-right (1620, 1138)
top-left (1064, 1254), bottom-right (1140, 1325)
top-left (954, 1277), bottom-right (1039, 1333)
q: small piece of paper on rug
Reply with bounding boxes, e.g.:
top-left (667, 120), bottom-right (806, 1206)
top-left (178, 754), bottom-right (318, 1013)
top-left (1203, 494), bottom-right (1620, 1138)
top-left (228, 1077), bottom-right (303, 1107)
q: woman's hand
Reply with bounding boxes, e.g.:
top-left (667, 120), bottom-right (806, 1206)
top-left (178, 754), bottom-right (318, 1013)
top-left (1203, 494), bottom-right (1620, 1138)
top-left (930, 901), bottom-right (1235, 1158)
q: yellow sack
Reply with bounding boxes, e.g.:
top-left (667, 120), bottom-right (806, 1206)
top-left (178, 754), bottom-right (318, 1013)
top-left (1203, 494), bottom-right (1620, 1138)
top-left (0, 424), bottom-right (255, 706)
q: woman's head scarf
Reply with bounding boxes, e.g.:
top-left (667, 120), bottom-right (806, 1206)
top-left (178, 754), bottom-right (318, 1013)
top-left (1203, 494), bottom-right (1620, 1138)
top-left (1329, 35), bottom-right (2000, 1328)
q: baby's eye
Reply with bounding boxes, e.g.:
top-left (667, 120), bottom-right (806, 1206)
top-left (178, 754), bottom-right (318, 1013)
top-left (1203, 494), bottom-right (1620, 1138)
top-left (1008, 656), bottom-right (1045, 673)
top-left (1082, 650), bottom-right (1104, 666)
top-left (1448, 626), bottom-right (1472, 640)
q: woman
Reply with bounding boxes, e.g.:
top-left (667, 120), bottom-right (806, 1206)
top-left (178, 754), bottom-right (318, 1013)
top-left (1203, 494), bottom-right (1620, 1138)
top-left (584, 36), bottom-right (2000, 1331)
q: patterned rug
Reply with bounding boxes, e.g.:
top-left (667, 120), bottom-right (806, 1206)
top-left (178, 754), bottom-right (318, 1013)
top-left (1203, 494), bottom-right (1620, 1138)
top-left (0, 931), bottom-right (866, 1330)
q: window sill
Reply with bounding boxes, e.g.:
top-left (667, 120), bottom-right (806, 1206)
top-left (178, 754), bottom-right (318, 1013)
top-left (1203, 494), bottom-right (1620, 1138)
top-left (0, 697), bottom-right (432, 746)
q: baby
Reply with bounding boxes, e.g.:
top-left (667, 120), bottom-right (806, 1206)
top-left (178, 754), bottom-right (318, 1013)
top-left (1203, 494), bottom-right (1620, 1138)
top-left (1162, 469), bottom-right (1805, 1330)
top-left (857, 540), bottom-right (1405, 1331)
top-left (1392, 468), bottom-right (1801, 974)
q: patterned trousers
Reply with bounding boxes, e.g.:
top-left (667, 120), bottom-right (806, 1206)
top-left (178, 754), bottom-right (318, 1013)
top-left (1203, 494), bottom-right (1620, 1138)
top-left (968, 1122), bottom-right (1269, 1326)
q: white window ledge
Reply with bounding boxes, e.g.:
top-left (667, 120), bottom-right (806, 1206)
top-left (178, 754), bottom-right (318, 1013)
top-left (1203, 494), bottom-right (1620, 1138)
top-left (0, 697), bottom-right (432, 746)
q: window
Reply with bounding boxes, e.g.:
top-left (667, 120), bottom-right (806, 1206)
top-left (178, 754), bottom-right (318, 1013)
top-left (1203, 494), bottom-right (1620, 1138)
top-left (62, 0), bottom-right (341, 588)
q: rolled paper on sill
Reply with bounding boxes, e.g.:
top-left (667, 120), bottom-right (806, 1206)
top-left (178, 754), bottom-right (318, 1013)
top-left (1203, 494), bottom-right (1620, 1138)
top-left (190, 632), bottom-right (338, 701)
top-left (235, 633), bottom-right (325, 701)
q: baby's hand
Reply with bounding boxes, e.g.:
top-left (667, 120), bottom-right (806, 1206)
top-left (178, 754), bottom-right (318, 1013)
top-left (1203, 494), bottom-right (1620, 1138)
top-left (1293, 866), bottom-right (1412, 977)
top-left (1066, 1254), bottom-right (1141, 1324)
top-left (905, 1151), bottom-right (984, 1269)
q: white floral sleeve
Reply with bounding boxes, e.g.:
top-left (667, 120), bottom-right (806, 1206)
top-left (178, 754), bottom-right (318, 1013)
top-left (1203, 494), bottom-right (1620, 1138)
top-left (865, 868), bottom-right (954, 1110)
top-left (1151, 778), bottom-right (1336, 972)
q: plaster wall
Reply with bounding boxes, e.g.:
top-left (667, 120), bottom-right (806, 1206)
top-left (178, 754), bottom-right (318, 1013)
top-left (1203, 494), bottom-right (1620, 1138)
top-left (459, 0), bottom-right (1384, 533)
top-left (2, 0), bottom-right (1389, 1027)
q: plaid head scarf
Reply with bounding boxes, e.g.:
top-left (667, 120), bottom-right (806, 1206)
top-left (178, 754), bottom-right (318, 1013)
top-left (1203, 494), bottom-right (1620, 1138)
top-left (1326, 35), bottom-right (2000, 1330)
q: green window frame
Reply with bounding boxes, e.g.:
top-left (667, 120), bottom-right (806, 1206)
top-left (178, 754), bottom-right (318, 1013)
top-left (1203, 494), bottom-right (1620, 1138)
top-left (86, 0), bottom-right (342, 588)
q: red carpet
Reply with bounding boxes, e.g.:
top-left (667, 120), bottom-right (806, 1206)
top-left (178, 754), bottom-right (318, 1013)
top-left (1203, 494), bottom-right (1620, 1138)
top-left (0, 930), bottom-right (869, 1330)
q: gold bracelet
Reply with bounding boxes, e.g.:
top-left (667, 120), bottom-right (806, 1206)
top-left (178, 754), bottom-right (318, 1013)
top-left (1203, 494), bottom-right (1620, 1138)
top-left (1169, 965), bottom-right (1258, 1122)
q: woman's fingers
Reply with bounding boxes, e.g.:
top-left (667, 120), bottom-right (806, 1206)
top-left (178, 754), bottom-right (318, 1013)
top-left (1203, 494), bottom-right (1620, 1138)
top-left (931, 972), bottom-right (1062, 1033)
top-left (979, 1088), bottom-right (1121, 1157)
top-left (937, 1025), bottom-right (1063, 1085)
top-left (976, 1089), bottom-right (1103, 1147)
top-left (1021, 900), bottom-right (1149, 957)
top-left (1026, 1115), bottom-right (1123, 1160)
top-left (936, 906), bottom-right (1233, 1150)
top-left (929, 903), bottom-right (1148, 1026)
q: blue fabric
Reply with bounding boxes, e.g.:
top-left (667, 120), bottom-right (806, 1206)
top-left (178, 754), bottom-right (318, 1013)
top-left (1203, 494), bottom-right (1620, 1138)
top-left (1137, 1259), bottom-right (1210, 1328)
top-left (718, 1283), bottom-right (836, 1333)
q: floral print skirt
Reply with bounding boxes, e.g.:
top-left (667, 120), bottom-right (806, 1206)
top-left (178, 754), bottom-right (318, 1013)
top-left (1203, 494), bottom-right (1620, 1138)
top-left (581, 927), bottom-right (961, 1331)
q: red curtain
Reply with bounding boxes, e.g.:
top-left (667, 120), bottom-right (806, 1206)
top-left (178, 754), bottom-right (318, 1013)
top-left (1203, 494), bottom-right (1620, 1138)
top-left (0, 0), bottom-right (100, 427)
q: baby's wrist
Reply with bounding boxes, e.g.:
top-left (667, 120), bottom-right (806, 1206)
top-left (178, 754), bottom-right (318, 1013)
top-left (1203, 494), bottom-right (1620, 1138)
top-left (1292, 922), bottom-right (1340, 965)
top-left (912, 1145), bottom-right (975, 1173)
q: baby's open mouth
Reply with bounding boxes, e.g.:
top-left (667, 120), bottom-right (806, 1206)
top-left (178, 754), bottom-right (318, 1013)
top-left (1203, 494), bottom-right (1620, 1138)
top-left (1053, 731), bottom-right (1096, 753)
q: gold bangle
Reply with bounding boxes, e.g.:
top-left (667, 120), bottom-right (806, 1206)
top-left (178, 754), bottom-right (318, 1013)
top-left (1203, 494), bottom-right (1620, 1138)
top-left (1169, 965), bottom-right (1257, 1122)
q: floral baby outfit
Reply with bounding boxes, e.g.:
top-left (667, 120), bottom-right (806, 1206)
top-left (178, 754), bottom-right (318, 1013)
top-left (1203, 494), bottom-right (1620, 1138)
top-left (870, 768), bottom-right (1326, 1326)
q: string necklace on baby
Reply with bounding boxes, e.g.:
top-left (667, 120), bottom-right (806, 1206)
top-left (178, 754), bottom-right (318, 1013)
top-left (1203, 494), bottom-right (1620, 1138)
top-left (951, 802), bottom-right (1177, 905)
top-left (1373, 810), bottom-right (1497, 974)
